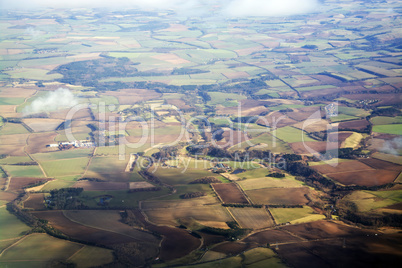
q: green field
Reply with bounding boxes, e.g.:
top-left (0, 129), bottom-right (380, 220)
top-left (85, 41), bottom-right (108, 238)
top-left (372, 124), bottom-right (402, 135)
top-left (371, 116), bottom-right (402, 125)
top-left (32, 149), bottom-right (94, 162)
top-left (2, 165), bottom-right (44, 178)
top-left (0, 207), bottom-right (31, 240)
top-left (68, 245), bottom-right (114, 268)
top-left (270, 206), bottom-right (322, 224)
top-left (233, 133), bottom-right (292, 153)
top-left (149, 167), bottom-right (213, 185)
top-left (343, 191), bottom-right (399, 212)
top-left (337, 106), bottom-right (370, 118)
top-left (0, 97), bottom-right (25, 105)
top-left (0, 156), bottom-right (33, 165)
top-left (207, 92), bottom-right (246, 106)
top-left (40, 175), bottom-right (79, 191)
top-left (273, 126), bottom-right (315, 143)
top-left (0, 123), bottom-right (30, 135)
top-left (40, 157), bottom-right (89, 177)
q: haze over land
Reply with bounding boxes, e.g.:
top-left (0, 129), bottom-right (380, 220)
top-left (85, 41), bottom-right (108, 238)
top-left (0, 0), bottom-right (401, 267)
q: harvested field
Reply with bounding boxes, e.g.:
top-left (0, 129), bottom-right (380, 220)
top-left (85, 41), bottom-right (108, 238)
top-left (372, 152), bottom-right (402, 165)
top-left (359, 158), bottom-right (402, 172)
top-left (105, 88), bottom-right (162, 105)
top-left (246, 187), bottom-right (310, 205)
top-left (144, 204), bottom-right (232, 227)
top-left (328, 169), bottom-right (399, 186)
top-left (129, 181), bottom-right (154, 189)
top-left (72, 181), bottom-right (129, 191)
top-left (0, 87), bottom-right (36, 98)
top-left (293, 119), bottom-right (329, 133)
top-left (243, 229), bottom-right (302, 245)
top-left (290, 141), bottom-right (338, 154)
top-left (286, 106), bottom-right (323, 122)
top-left (239, 176), bottom-right (305, 190)
top-left (228, 207), bottom-right (275, 229)
top-left (256, 111), bottom-right (298, 128)
top-left (276, 234), bottom-right (402, 268)
top-left (8, 177), bottom-right (51, 192)
top-left (339, 93), bottom-right (402, 107)
top-left (311, 160), bottom-right (373, 175)
top-left (26, 132), bottom-right (58, 154)
top-left (129, 209), bottom-right (201, 261)
top-left (24, 193), bottom-right (45, 210)
top-left (22, 118), bottom-right (64, 132)
top-left (32, 211), bottom-right (144, 246)
top-left (166, 98), bottom-right (191, 110)
top-left (211, 242), bottom-right (255, 255)
top-left (280, 220), bottom-right (368, 240)
top-left (212, 183), bottom-right (249, 204)
top-left (338, 119), bottom-right (370, 132)
top-left (0, 191), bottom-right (18, 202)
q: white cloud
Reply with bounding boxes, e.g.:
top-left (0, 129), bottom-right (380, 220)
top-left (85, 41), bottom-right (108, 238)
top-left (22, 88), bottom-right (79, 115)
top-left (222, 0), bottom-right (319, 17)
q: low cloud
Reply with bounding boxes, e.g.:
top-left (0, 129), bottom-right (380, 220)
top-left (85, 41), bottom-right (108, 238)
top-left (23, 88), bottom-right (78, 115)
top-left (3, 0), bottom-right (319, 17)
top-left (381, 136), bottom-right (402, 156)
top-left (222, 0), bottom-right (319, 17)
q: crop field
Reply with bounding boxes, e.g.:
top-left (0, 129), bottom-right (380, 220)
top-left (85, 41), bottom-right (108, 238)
top-left (32, 148), bottom-right (94, 162)
top-left (270, 206), bottom-right (322, 224)
top-left (212, 183), bottom-right (249, 204)
top-left (228, 207), bottom-right (274, 229)
top-left (290, 141), bottom-right (339, 155)
top-left (72, 181), bottom-right (129, 191)
top-left (342, 191), bottom-right (398, 212)
top-left (338, 119), bottom-right (370, 132)
top-left (0, 123), bottom-right (30, 135)
top-left (0, 233), bottom-right (82, 264)
top-left (372, 153), bottom-right (402, 165)
top-left (2, 165), bottom-right (44, 178)
top-left (0, 206), bottom-right (31, 240)
top-left (22, 118), bottom-right (64, 132)
top-left (23, 193), bottom-right (46, 210)
top-left (68, 245), bottom-right (114, 268)
top-left (32, 211), bottom-right (143, 246)
top-left (372, 124), bottom-right (402, 135)
top-left (342, 132), bottom-right (363, 148)
top-left (149, 166), bottom-right (213, 185)
top-left (26, 132), bottom-right (59, 154)
top-left (328, 169), bottom-right (399, 186)
top-left (246, 187), bottom-right (310, 205)
top-left (239, 176), bottom-right (305, 190)
top-left (243, 229), bottom-right (303, 246)
top-left (8, 177), bottom-right (50, 192)
top-left (144, 204), bottom-right (232, 227)
top-left (40, 157), bottom-right (89, 177)
top-left (311, 160), bottom-right (373, 174)
top-left (63, 210), bottom-right (160, 244)
top-left (234, 133), bottom-right (292, 153)
top-left (359, 158), bottom-right (402, 172)
top-left (371, 116), bottom-right (402, 125)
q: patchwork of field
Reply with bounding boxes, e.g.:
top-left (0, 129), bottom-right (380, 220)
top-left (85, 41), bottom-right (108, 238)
top-left (239, 176), bottom-right (305, 190)
top-left (0, 233), bottom-right (114, 268)
top-left (342, 189), bottom-right (402, 212)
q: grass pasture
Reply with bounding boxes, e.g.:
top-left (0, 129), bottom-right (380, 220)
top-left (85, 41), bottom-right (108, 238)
top-left (343, 190), bottom-right (399, 212)
top-left (372, 124), bottom-right (402, 135)
top-left (40, 157), bottom-right (89, 177)
top-left (239, 176), bottom-right (305, 190)
top-left (0, 123), bottom-right (30, 135)
top-left (32, 148), bottom-right (94, 162)
top-left (2, 165), bottom-right (44, 178)
top-left (270, 206), bottom-right (322, 224)
top-left (0, 233), bottom-right (82, 263)
top-left (149, 166), bottom-right (213, 185)
top-left (0, 207), bottom-right (31, 240)
top-left (68, 245), bottom-right (114, 268)
top-left (246, 187), bottom-right (310, 205)
top-left (273, 126), bottom-right (315, 143)
top-left (371, 116), bottom-right (402, 125)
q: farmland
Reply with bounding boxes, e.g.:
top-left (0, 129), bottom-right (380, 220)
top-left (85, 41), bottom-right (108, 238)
top-left (0, 0), bottom-right (402, 266)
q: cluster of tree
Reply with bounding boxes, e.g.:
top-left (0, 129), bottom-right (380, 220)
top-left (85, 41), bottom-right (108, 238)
top-left (198, 91), bottom-right (211, 102)
top-left (266, 172), bottom-right (285, 178)
top-left (78, 177), bottom-right (104, 182)
top-left (189, 176), bottom-right (222, 184)
top-left (186, 144), bottom-right (272, 160)
top-left (47, 188), bottom-right (84, 210)
top-left (371, 107), bottom-right (402, 117)
top-left (222, 203), bottom-right (263, 208)
top-left (281, 154), bottom-right (302, 162)
top-left (152, 146), bottom-right (179, 160)
top-left (23, 180), bottom-right (49, 190)
top-left (0, 166), bottom-right (6, 179)
top-left (231, 116), bottom-right (259, 124)
top-left (119, 210), bottom-right (145, 228)
top-left (172, 68), bottom-right (208, 75)
top-left (138, 170), bottom-right (162, 185)
top-left (111, 241), bottom-right (158, 268)
top-left (11, 162), bottom-right (38, 166)
top-left (180, 192), bottom-right (206, 199)
top-left (200, 221), bottom-right (249, 240)
top-left (268, 204), bottom-right (303, 208)
top-left (128, 187), bottom-right (161, 193)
